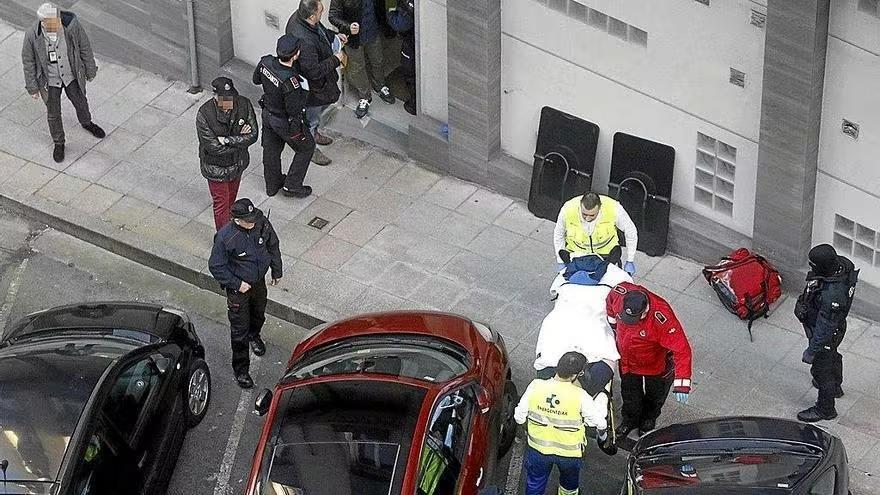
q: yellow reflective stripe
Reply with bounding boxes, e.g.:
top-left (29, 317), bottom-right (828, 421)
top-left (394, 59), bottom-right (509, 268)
top-left (558, 486), bottom-right (579, 495)
top-left (527, 433), bottom-right (583, 454)
top-left (527, 411), bottom-right (584, 429)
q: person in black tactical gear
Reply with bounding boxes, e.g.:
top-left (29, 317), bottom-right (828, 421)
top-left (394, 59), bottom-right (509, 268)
top-left (208, 198), bottom-right (283, 389)
top-left (252, 34), bottom-right (316, 198)
top-left (387, 0), bottom-right (416, 115)
top-left (795, 243), bottom-right (859, 422)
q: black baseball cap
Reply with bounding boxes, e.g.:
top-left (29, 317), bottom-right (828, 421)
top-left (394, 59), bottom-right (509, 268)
top-left (618, 290), bottom-right (648, 324)
top-left (211, 77), bottom-right (237, 97)
top-left (276, 34), bottom-right (302, 58)
top-left (230, 198), bottom-right (261, 223)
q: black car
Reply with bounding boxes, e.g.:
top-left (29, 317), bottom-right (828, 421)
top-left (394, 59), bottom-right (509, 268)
top-left (622, 416), bottom-right (849, 495)
top-left (0, 302), bottom-right (211, 495)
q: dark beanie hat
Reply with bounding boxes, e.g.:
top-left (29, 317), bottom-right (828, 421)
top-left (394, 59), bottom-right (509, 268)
top-left (809, 244), bottom-right (839, 275)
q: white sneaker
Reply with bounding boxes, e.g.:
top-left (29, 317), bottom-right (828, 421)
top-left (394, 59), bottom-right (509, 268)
top-left (355, 98), bottom-right (370, 119)
top-left (377, 86), bottom-right (396, 104)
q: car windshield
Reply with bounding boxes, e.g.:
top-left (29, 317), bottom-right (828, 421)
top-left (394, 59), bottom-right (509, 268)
top-left (259, 380), bottom-right (427, 495)
top-left (636, 440), bottom-right (822, 490)
top-left (287, 337), bottom-right (469, 383)
top-left (263, 441), bottom-right (401, 495)
top-left (0, 338), bottom-right (128, 483)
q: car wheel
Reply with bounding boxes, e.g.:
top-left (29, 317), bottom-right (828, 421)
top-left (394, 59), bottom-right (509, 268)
top-left (498, 380), bottom-right (518, 459)
top-left (184, 358), bottom-right (211, 427)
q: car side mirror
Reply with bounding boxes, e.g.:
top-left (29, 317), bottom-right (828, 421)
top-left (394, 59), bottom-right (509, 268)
top-left (254, 389), bottom-right (273, 416)
top-left (477, 386), bottom-right (491, 414)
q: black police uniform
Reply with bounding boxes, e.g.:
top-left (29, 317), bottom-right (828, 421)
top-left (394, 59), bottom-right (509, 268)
top-left (252, 47), bottom-right (316, 197)
top-left (388, 1), bottom-right (415, 114)
top-left (208, 205), bottom-right (282, 377)
top-left (795, 251), bottom-right (858, 418)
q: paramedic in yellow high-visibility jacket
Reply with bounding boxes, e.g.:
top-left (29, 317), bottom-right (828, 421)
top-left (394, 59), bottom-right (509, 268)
top-left (514, 352), bottom-right (610, 495)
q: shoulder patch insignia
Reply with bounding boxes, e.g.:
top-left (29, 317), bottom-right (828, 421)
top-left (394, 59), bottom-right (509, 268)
top-left (613, 286), bottom-right (628, 295)
top-left (654, 311), bottom-right (667, 324)
top-left (289, 76), bottom-right (300, 89)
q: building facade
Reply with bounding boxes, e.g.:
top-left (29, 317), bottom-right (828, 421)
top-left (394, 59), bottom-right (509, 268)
top-left (0, 0), bottom-right (877, 317)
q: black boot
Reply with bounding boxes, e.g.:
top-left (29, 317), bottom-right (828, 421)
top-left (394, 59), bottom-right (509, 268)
top-left (639, 419), bottom-right (656, 436)
top-left (797, 406), bottom-right (837, 423)
top-left (282, 185), bottom-right (312, 198)
top-left (53, 144), bottom-right (65, 163)
top-left (235, 372), bottom-right (254, 389)
top-left (266, 174), bottom-right (286, 197)
top-left (250, 336), bottom-right (266, 356)
top-left (82, 122), bottom-right (106, 138)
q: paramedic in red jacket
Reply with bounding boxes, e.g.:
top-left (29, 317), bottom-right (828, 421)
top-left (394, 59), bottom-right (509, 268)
top-left (606, 282), bottom-right (693, 438)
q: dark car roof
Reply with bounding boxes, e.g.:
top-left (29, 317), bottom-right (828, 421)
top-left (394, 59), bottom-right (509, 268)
top-left (2, 301), bottom-right (186, 344)
top-left (0, 336), bottom-right (139, 483)
top-left (635, 416), bottom-right (832, 454)
top-left (265, 378), bottom-right (429, 495)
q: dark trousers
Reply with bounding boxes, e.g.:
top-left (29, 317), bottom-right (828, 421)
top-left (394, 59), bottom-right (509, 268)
top-left (207, 179), bottom-right (241, 231)
top-left (811, 347), bottom-right (843, 415)
top-left (227, 279), bottom-right (268, 375)
top-left (620, 371), bottom-right (673, 428)
top-left (346, 37), bottom-right (386, 100)
top-left (41, 80), bottom-right (92, 145)
top-left (261, 115), bottom-right (315, 194)
top-left (524, 446), bottom-right (581, 495)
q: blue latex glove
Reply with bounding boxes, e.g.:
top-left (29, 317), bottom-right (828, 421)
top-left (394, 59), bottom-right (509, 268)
top-left (674, 392), bottom-right (689, 404)
top-left (556, 263), bottom-right (566, 271)
top-left (802, 348), bottom-right (815, 364)
top-left (624, 261), bottom-right (636, 276)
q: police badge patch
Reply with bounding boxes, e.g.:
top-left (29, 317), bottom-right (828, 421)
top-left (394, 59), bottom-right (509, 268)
top-left (654, 311), bottom-right (667, 324)
top-left (613, 286), bottom-right (628, 295)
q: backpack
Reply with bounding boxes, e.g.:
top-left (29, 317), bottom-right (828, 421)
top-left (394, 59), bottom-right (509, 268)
top-left (563, 254), bottom-right (609, 286)
top-left (702, 248), bottom-right (782, 341)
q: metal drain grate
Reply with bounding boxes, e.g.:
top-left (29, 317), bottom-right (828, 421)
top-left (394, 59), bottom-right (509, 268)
top-left (308, 217), bottom-right (330, 230)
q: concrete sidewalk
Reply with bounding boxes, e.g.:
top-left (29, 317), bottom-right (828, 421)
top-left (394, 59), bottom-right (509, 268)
top-left (0, 19), bottom-right (879, 492)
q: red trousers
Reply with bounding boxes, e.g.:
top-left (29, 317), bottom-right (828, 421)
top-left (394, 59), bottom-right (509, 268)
top-left (208, 179), bottom-right (241, 230)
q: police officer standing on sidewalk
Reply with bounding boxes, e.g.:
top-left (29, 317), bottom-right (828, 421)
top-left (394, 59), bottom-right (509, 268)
top-left (209, 198), bottom-right (282, 389)
top-left (795, 244), bottom-right (859, 422)
top-left (514, 352), bottom-right (610, 495)
top-left (606, 282), bottom-right (693, 438)
top-left (253, 34), bottom-right (316, 198)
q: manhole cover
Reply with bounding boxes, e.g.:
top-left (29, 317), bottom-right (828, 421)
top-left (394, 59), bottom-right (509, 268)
top-left (308, 217), bottom-right (329, 230)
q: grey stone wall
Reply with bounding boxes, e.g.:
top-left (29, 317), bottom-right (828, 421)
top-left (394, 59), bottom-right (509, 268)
top-left (753, 0), bottom-right (830, 271)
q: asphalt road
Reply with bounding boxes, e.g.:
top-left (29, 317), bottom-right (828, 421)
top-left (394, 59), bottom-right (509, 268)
top-left (0, 208), bottom-right (628, 495)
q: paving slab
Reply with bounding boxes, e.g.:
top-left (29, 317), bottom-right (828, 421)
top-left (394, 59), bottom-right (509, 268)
top-left (423, 175), bottom-right (478, 209)
top-left (456, 187), bottom-right (514, 222)
top-left (64, 149), bottom-right (120, 181)
top-left (36, 172), bottom-right (90, 205)
top-left (70, 183), bottom-right (122, 215)
top-left (299, 234), bottom-right (360, 271)
top-left (328, 210), bottom-right (387, 246)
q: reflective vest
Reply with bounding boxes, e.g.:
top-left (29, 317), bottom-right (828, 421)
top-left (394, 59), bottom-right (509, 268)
top-left (562, 195), bottom-right (620, 256)
top-left (526, 379), bottom-right (586, 458)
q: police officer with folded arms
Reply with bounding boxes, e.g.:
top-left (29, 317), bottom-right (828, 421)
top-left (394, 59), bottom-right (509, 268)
top-left (209, 198), bottom-right (282, 389)
top-left (606, 282), bottom-right (692, 438)
top-left (795, 244), bottom-right (859, 422)
top-left (253, 34), bottom-right (316, 198)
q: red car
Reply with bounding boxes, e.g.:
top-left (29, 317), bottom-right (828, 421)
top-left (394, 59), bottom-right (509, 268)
top-left (245, 311), bottom-right (519, 495)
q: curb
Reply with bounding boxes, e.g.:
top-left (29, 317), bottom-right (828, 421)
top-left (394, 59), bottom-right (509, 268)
top-left (0, 192), bottom-right (325, 330)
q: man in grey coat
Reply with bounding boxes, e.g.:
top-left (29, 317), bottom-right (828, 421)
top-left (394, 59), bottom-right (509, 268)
top-left (22, 3), bottom-right (105, 163)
